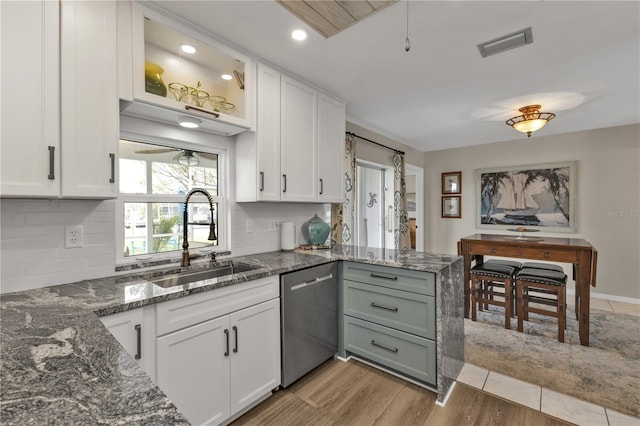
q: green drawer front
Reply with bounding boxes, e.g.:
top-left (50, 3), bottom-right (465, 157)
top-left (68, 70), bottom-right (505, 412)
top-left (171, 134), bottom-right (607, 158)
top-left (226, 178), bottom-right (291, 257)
top-left (342, 262), bottom-right (435, 296)
top-left (344, 316), bottom-right (436, 386)
top-left (344, 280), bottom-right (435, 340)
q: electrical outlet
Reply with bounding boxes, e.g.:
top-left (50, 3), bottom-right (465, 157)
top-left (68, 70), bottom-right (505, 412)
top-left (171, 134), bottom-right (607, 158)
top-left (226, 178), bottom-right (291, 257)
top-left (246, 219), bottom-right (254, 233)
top-left (269, 220), bottom-right (279, 231)
top-left (65, 225), bottom-right (84, 248)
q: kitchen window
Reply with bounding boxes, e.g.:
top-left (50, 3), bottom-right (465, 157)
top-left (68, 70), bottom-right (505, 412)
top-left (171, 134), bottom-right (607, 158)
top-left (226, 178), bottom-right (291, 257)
top-left (116, 139), bottom-right (226, 263)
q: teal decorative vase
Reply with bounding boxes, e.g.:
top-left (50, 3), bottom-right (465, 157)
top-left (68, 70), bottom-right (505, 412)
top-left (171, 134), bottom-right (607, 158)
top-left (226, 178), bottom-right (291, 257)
top-left (302, 214), bottom-right (330, 245)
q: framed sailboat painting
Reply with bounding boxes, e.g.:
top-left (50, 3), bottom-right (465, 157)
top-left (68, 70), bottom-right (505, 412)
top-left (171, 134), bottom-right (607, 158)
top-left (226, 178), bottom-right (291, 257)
top-left (476, 161), bottom-right (577, 232)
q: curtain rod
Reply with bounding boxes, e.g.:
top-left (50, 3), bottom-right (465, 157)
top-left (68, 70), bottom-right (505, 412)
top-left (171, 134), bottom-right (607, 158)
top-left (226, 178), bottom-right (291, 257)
top-left (346, 131), bottom-right (405, 156)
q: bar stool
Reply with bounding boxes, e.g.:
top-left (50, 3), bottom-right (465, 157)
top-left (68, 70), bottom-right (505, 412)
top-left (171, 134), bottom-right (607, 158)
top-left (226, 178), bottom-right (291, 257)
top-left (471, 261), bottom-right (520, 329)
top-left (481, 260), bottom-right (522, 315)
top-left (516, 267), bottom-right (568, 342)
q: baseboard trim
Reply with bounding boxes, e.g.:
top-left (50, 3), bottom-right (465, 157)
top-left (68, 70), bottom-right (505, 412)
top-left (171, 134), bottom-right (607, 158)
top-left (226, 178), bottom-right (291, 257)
top-left (566, 289), bottom-right (640, 305)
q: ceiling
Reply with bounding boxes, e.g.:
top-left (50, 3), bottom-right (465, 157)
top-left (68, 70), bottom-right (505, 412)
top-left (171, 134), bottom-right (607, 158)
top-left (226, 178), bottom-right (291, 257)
top-left (147, 1), bottom-right (640, 152)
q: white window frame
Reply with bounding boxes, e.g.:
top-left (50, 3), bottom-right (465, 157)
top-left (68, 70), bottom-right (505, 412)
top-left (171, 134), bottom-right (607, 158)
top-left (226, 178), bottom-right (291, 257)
top-left (116, 132), bottom-right (228, 266)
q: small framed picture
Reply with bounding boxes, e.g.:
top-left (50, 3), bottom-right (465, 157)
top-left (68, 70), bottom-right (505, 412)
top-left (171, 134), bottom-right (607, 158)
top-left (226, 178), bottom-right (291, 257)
top-left (442, 196), bottom-right (461, 218)
top-left (442, 171), bottom-right (462, 194)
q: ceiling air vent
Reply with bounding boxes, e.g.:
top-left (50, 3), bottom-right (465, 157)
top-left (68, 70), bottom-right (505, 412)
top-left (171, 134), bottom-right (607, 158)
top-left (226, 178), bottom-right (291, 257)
top-left (478, 27), bottom-right (533, 57)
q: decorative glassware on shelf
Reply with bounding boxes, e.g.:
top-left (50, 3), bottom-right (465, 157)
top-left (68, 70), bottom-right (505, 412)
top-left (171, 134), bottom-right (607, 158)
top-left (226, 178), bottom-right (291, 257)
top-left (168, 82), bottom-right (188, 102)
top-left (302, 214), bottom-right (331, 245)
top-left (144, 62), bottom-right (167, 97)
top-left (189, 90), bottom-right (210, 107)
top-left (220, 102), bottom-right (235, 112)
top-left (208, 95), bottom-right (226, 111)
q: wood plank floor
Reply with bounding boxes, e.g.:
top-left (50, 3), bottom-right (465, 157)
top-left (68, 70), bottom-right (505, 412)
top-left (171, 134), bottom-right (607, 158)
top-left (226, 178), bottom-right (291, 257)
top-left (232, 358), bottom-right (573, 426)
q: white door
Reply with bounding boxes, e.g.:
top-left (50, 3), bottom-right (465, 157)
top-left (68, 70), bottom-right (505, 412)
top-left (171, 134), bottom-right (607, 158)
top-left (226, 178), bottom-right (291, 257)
top-left (229, 299), bottom-right (280, 414)
top-left (256, 64), bottom-right (281, 201)
top-left (356, 163), bottom-right (387, 248)
top-left (157, 316), bottom-right (231, 426)
top-left (0, 0), bottom-right (60, 197)
top-left (317, 93), bottom-right (346, 203)
top-left (281, 75), bottom-right (317, 202)
top-left (60, 0), bottom-right (118, 198)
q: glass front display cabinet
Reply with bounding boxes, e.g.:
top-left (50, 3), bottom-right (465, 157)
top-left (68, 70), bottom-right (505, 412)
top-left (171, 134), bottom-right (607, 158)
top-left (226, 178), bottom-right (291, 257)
top-left (131, 5), bottom-right (254, 134)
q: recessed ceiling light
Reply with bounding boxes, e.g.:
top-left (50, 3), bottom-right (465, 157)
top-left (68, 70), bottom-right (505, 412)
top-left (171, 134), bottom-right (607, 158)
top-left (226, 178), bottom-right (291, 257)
top-left (178, 116), bottom-right (200, 129)
top-left (221, 74), bottom-right (233, 81)
top-left (180, 44), bottom-right (196, 54)
top-left (291, 29), bottom-right (307, 41)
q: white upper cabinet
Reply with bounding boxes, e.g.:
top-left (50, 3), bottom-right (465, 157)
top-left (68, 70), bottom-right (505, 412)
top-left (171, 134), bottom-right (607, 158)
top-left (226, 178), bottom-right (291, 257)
top-left (1, 0), bottom-right (119, 199)
top-left (60, 0), bottom-right (118, 198)
top-left (236, 64), bottom-right (345, 203)
top-left (123, 3), bottom-right (254, 136)
top-left (318, 92), bottom-right (346, 203)
top-left (1, 1), bottom-right (60, 198)
top-left (281, 75), bottom-right (318, 202)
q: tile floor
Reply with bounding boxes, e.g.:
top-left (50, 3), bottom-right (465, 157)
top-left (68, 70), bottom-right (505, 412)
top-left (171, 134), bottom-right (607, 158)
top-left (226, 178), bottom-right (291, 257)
top-left (457, 363), bottom-right (640, 426)
top-left (463, 295), bottom-right (640, 424)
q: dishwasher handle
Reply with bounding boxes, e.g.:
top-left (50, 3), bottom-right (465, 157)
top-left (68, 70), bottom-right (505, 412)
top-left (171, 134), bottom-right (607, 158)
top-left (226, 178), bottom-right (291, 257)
top-left (289, 273), bottom-right (334, 291)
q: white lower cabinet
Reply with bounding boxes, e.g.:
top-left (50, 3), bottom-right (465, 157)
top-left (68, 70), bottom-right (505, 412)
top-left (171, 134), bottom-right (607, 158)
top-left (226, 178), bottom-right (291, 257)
top-left (100, 306), bottom-right (156, 383)
top-left (155, 276), bottom-right (281, 425)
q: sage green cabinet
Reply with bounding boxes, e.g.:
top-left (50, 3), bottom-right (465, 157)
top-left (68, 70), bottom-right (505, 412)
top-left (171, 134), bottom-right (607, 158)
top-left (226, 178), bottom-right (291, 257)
top-left (342, 261), bottom-right (437, 387)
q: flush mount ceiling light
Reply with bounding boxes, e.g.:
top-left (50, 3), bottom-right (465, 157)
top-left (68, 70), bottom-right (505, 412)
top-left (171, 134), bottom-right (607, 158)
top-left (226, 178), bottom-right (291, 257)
top-left (221, 73), bottom-right (233, 81)
top-left (178, 116), bottom-right (200, 129)
top-left (177, 151), bottom-right (200, 167)
top-left (180, 44), bottom-right (196, 54)
top-left (506, 105), bottom-right (556, 138)
top-left (291, 29), bottom-right (307, 41)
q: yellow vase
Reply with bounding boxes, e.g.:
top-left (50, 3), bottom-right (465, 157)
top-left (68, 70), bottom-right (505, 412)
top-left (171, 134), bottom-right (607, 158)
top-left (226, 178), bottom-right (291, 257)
top-left (144, 61), bottom-right (167, 97)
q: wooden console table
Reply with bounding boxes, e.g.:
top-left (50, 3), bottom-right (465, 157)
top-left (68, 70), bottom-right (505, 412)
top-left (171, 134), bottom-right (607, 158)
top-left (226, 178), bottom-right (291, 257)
top-left (459, 234), bottom-right (597, 346)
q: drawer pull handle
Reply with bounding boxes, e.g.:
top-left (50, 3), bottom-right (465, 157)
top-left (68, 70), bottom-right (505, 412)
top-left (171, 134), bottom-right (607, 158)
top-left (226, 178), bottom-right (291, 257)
top-left (233, 325), bottom-right (238, 353)
top-left (371, 340), bottom-right (398, 353)
top-left (370, 302), bottom-right (398, 312)
top-left (134, 324), bottom-right (141, 360)
top-left (185, 105), bottom-right (220, 118)
top-left (48, 146), bottom-right (55, 180)
top-left (543, 251), bottom-right (551, 258)
top-left (224, 328), bottom-right (230, 357)
top-left (109, 153), bottom-right (115, 183)
top-left (370, 273), bottom-right (398, 281)
top-left (490, 247), bottom-right (497, 254)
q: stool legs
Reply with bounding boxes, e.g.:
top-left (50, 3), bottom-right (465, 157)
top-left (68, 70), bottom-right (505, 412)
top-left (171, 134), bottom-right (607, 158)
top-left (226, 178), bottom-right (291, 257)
top-left (516, 279), bottom-right (566, 343)
top-left (471, 274), bottom-right (512, 329)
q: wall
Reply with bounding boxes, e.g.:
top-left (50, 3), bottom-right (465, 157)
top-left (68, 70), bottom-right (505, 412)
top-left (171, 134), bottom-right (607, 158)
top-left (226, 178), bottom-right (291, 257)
top-left (424, 124), bottom-right (640, 300)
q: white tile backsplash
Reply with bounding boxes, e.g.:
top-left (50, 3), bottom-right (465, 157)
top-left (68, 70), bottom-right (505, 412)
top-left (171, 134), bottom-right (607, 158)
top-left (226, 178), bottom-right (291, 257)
top-left (0, 198), bottom-right (332, 294)
top-left (0, 199), bottom-right (116, 294)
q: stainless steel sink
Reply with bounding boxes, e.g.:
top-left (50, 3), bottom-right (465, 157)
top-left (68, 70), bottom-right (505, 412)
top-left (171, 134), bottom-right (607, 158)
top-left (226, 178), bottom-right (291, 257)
top-left (151, 261), bottom-right (262, 288)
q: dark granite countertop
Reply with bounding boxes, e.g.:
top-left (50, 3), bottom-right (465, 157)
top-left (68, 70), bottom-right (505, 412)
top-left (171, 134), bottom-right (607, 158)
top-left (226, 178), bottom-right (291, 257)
top-left (0, 246), bottom-right (460, 424)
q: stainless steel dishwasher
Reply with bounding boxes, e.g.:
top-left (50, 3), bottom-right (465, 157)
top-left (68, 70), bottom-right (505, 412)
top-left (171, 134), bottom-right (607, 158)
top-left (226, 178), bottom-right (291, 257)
top-left (281, 262), bottom-right (338, 387)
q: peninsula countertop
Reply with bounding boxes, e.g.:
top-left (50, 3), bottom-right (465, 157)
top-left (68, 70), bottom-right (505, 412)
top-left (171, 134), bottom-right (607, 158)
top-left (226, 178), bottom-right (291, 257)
top-left (0, 246), bottom-right (462, 424)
